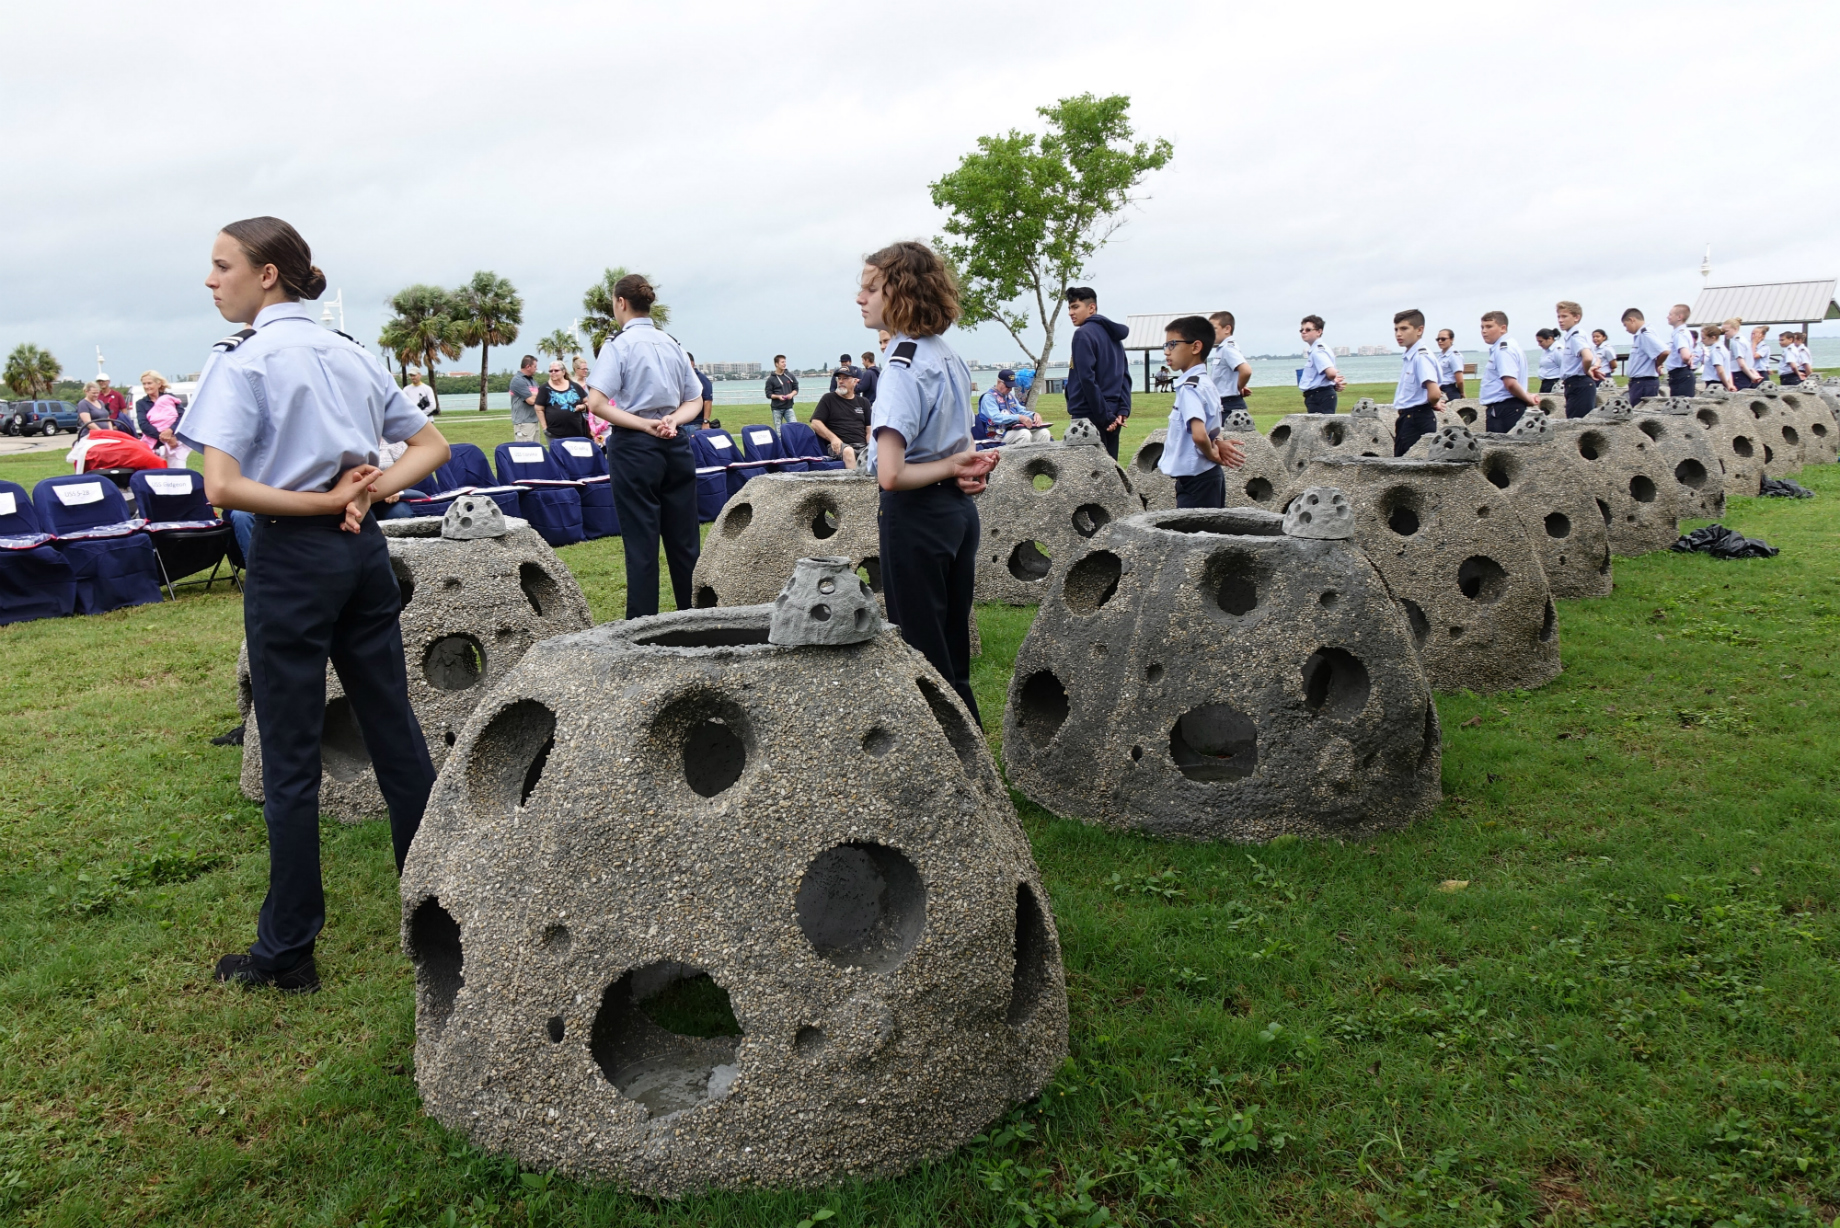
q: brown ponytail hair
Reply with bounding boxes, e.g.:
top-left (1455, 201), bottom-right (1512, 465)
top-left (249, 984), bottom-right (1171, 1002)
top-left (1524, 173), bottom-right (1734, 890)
top-left (220, 216), bottom-right (327, 300)
top-left (865, 240), bottom-right (960, 338)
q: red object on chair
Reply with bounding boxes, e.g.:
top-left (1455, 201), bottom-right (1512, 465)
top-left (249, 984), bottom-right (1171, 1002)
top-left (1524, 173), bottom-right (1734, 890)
top-left (79, 430), bottom-right (166, 474)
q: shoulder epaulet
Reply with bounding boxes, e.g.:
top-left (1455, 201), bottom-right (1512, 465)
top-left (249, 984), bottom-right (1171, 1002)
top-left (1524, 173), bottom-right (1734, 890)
top-left (212, 328), bottom-right (257, 352)
top-left (1181, 373), bottom-right (1201, 385)
top-left (889, 340), bottom-right (918, 368)
top-left (332, 328), bottom-right (358, 346)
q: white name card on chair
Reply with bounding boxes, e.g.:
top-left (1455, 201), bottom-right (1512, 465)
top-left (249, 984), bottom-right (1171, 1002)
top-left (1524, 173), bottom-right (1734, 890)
top-left (709, 436), bottom-right (732, 450)
top-left (54, 483), bottom-right (105, 506)
top-left (562, 440), bottom-right (595, 457)
top-left (509, 446), bottom-right (545, 463)
top-left (145, 473), bottom-right (194, 496)
top-left (0, 493), bottom-right (14, 516)
top-left (748, 432), bottom-right (773, 446)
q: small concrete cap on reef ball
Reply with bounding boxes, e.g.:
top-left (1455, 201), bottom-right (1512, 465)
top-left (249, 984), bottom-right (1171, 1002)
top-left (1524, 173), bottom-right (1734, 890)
top-left (1281, 485), bottom-right (1356, 539)
top-left (1591, 395), bottom-right (1634, 419)
top-left (1222, 407), bottom-right (1257, 433)
top-left (1507, 408), bottom-right (1551, 440)
top-left (442, 494), bottom-right (509, 540)
top-left (768, 556), bottom-right (882, 646)
top-left (1424, 424), bottom-right (1482, 463)
top-left (1350, 398), bottom-right (1382, 417)
top-left (1062, 418), bottom-right (1102, 447)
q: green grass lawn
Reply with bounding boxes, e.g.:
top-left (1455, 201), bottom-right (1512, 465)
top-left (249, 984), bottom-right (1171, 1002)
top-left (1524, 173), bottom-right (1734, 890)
top-left (3, 401), bottom-right (1840, 1226)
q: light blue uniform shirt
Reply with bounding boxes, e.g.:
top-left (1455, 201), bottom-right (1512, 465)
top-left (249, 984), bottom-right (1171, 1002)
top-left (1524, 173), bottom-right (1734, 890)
top-left (1436, 346), bottom-right (1464, 384)
top-left (1479, 337), bottom-right (1528, 402)
top-left (1665, 323), bottom-right (1696, 372)
top-left (1298, 339), bottom-right (1337, 390)
top-left (178, 301), bottom-right (427, 492)
top-left (1536, 344), bottom-right (1563, 379)
top-left (1594, 341), bottom-right (1618, 378)
top-left (585, 318), bottom-right (701, 419)
top-left (1559, 325), bottom-right (1595, 378)
top-left (1158, 367), bottom-right (1222, 477)
top-left (1728, 337), bottom-right (1756, 376)
top-left (1626, 326), bottom-right (1665, 378)
top-left (1755, 341), bottom-right (1772, 373)
top-left (1700, 340), bottom-right (1730, 384)
top-left (1393, 341), bottom-right (1441, 409)
top-left (1209, 337), bottom-right (1247, 398)
top-left (868, 332), bottom-right (973, 471)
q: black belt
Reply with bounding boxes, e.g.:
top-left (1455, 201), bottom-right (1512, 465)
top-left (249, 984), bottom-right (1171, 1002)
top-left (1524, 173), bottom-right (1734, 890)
top-left (259, 511), bottom-right (373, 529)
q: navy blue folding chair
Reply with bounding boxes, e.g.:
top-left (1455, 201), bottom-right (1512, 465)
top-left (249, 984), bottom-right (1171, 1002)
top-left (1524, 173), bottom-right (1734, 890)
top-left (493, 443), bottom-right (585, 548)
top-left (402, 442), bottom-right (524, 520)
top-left (0, 480), bottom-right (76, 625)
top-left (548, 438), bottom-right (618, 538)
top-left (32, 474), bottom-right (162, 614)
top-left (779, 421), bottom-right (845, 471)
top-left (738, 424), bottom-right (808, 475)
top-left (129, 469), bottom-right (234, 597)
top-left (686, 429), bottom-right (739, 521)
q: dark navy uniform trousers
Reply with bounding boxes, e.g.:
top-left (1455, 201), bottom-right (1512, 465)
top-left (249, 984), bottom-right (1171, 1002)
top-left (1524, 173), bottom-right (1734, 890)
top-left (1484, 400), bottom-right (1527, 434)
top-left (1562, 374), bottom-right (1595, 418)
top-left (244, 513), bottom-right (435, 974)
top-left (1303, 387), bottom-right (1338, 415)
top-left (1393, 405), bottom-right (1438, 456)
top-left (879, 482), bottom-right (981, 725)
top-left (1668, 368), bottom-right (1698, 397)
top-left (1627, 376), bottom-right (1660, 406)
top-left (607, 428), bottom-right (699, 619)
top-left (1174, 465), bottom-right (1225, 508)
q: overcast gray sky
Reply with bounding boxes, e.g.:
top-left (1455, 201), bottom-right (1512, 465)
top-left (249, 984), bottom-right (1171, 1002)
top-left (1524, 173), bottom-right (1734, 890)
top-left (5, 0), bottom-right (1836, 385)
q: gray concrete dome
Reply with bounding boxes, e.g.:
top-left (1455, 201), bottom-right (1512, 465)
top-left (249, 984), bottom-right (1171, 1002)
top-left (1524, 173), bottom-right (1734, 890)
top-left (1268, 413), bottom-right (1393, 477)
top-left (1467, 438), bottom-right (1613, 600)
top-left (1626, 411), bottom-right (1727, 521)
top-left (1001, 506), bottom-right (1441, 842)
top-left (973, 440), bottom-right (1141, 605)
top-left (1774, 389), bottom-right (1838, 465)
top-left (1548, 421), bottom-right (1680, 556)
top-left (691, 472), bottom-right (882, 610)
top-left (1667, 398), bottom-right (1768, 497)
top-left (238, 520), bottom-right (591, 820)
top-left (400, 606), bottom-right (1067, 1195)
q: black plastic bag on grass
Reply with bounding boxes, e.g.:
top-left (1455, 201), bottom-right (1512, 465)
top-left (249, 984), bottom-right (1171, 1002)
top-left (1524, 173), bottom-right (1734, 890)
top-left (1670, 524), bottom-right (1779, 559)
top-left (1759, 478), bottom-right (1814, 498)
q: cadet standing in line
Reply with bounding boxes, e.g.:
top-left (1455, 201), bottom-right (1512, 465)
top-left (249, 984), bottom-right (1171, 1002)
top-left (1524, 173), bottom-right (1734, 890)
top-left (1478, 311), bottom-right (1539, 432)
top-left (1591, 329), bottom-right (1618, 390)
top-left (858, 240), bottom-right (999, 724)
top-left (1664, 303), bottom-right (1697, 397)
top-left (1208, 311), bottom-right (1252, 413)
top-left (1434, 328), bottom-right (1465, 402)
top-left (1724, 317), bottom-right (1760, 389)
top-left (1699, 324), bottom-right (1736, 392)
top-left (584, 273), bottom-right (705, 620)
top-left (1621, 308), bottom-right (1667, 406)
top-left (182, 216), bottom-right (450, 993)
top-left (1297, 315), bottom-right (1345, 413)
top-left (1534, 328), bottom-right (1562, 393)
top-left (1160, 315), bottom-right (1243, 509)
top-left (1749, 327), bottom-right (1772, 386)
top-left (1556, 301), bottom-right (1602, 418)
top-left (1777, 331), bottom-right (1802, 384)
top-left (1391, 309), bottom-right (1444, 455)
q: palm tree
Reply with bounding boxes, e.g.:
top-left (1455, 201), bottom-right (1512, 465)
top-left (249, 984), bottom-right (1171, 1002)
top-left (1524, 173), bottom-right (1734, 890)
top-left (580, 268), bottom-right (670, 352)
top-left (3, 343), bottom-right (62, 398)
top-left (448, 271), bottom-right (523, 411)
top-left (535, 328), bottom-right (578, 368)
top-left (383, 285), bottom-right (461, 412)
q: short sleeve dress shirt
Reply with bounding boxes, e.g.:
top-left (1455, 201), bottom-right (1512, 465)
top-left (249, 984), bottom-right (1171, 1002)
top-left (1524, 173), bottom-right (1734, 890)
top-left (867, 333), bottom-right (973, 471)
top-left (1595, 342), bottom-right (1618, 377)
top-left (178, 301), bottom-right (427, 492)
top-left (1209, 338), bottom-right (1247, 396)
top-left (1479, 337), bottom-right (1527, 403)
top-left (1665, 323), bottom-right (1696, 371)
top-left (1299, 340), bottom-right (1337, 389)
top-left (585, 319), bottom-right (702, 419)
top-left (1392, 341), bottom-right (1441, 408)
top-left (1158, 369), bottom-right (1223, 477)
top-left (1437, 347), bottom-right (1464, 384)
top-left (1626, 327), bottom-right (1666, 378)
top-left (1701, 341), bottom-right (1729, 382)
top-left (1537, 345), bottom-right (1563, 378)
top-left (1559, 326), bottom-right (1595, 378)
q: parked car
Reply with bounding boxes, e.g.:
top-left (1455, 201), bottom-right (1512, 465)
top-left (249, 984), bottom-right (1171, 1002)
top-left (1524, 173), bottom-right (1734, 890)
top-left (4, 400), bottom-right (99, 436)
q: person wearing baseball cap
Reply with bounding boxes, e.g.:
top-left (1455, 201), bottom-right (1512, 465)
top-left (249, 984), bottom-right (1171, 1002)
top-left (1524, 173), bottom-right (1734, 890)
top-left (977, 369), bottom-right (1049, 443)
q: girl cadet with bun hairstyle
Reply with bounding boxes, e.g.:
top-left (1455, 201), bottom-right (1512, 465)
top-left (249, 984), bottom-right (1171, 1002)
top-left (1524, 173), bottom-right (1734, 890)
top-left (857, 240), bottom-right (999, 724)
top-left (179, 216), bottom-right (451, 994)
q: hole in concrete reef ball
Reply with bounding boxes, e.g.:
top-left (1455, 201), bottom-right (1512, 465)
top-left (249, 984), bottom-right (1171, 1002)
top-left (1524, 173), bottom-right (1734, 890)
top-left (694, 586), bottom-right (718, 608)
top-left (1136, 441), bottom-right (1164, 472)
top-left (1323, 422), bottom-right (1346, 446)
top-left (1145, 662), bottom-right (1164, 683)
top-left (1319, 590), bottom-right (1339, 608)
top-left (810, 504), bottom-right (839, 539)
top-left (854, 606), bottom-right (871, 632)
top-left (861, 726), bottom-right (894, 757)
top-left (541, 923), bottom-right (570, 955)
top-left (1270, 424), bottom-right (1292, 446)
top-left (1400, 598), bottom-right (1430, 649)
top-left (916, 676), bottom-right (983, 779)
top-left (1457, 556), bottom-right (1508, 604)
top-left (409, 897), bottom-right (464, 1037)
top-left (857, 556), bottom-right (881, 593)
top-left (1476, 505), bottom-right (1490, 519)
top-left (683, 718), bottom-right (744, 797)
top-left (1302, 647), bottom-right (1371, 720)
top-left (390, 555), bottom-right (416, 608)
top-left (1731, 435), bottom-right (1754, 458)
top-left (1017, 671), bottom-right (1069, 745)
top-left (1008, 540), bottom-right (1052, 582)
top-left (591, 962), bottom-right (743, 1119)
top-left (1456, 406), bottom-right (1476, 424)
top-left (1749, 401), bottom-right (1767, 420)
top-left (1170, 704), bottom-right (1258, 782)
top-left (817, 576), bottom-right (836, 595)
top-left (1629, 475), bottom-right (1657, 503)
top-left (1697, 408), bottom-right (1720, 428)
top-left (1062, 550), bottom-right (1121, 614)
top-left (1384, 488), bottom-right (1422, 537)
top-left (1783, 425), bottom-right (1800, 446)
top-left (1071, 503), bottom-right (1111, 537)
top-left (547, 1015), bottom-right (565, 1043)
top-left (1244, 476), bottom-right (1273, 502)
top-left (810, 603), bottom-right (832, 622)
top-left (1008, 883), bottom-right (1053, 1028)
top-left (1541, 599), bottom-right (1557, 643)
top-left (1545, 511), bottom-right (1571, 539)
top-left (466, 699), bottom-right (557, 815)
top-left (1204, 550), bottom-right (1258, 617)
top-left (1023, 456), bottom-right (1059, 491)
top-left (793, 1026), bottom-right (826, 1057)
top-left (1483, 457), bottom-right (1512, 490)
top-left (1130, 744), bottom-right (1144, 761)
top-left (321, 696), bottom-right (372, 782)
top-left (1577, 432), bottom-right (1606, 462)
top-left (1764, 444), bottom-right (1775, 464)
top-left (721, 502), bottom-right (753, 538)
top-left (1640, 419), bottom-right (1663, 441)
top-left (443, 730), bottom-right (456, 747)
top-left (423, 634), bottom-right (486, 691)
top-left (1596, 498), bottom-right (1612, 525)
top-left (1162, 510), bottom-right (1283, 536)
top-left (1813, 422), bottom-right (1830, 439)
top-left (635, 625), bottom-right (771, 648)
top-left (519, 563), bottom-right (563, 618)
top-left (795, 843), bottom-right (926, 973)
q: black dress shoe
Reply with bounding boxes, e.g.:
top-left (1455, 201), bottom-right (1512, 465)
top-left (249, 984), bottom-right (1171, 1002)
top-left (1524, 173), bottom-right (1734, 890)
top-left (210, 724), bottom-right (245, 746)
top-left (214, 952), bottom-right (320, 994)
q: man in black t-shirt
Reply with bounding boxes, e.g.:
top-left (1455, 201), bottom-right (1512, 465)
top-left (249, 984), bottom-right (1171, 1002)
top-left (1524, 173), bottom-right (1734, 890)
top-left (809, 367), bottom-right (869, 468)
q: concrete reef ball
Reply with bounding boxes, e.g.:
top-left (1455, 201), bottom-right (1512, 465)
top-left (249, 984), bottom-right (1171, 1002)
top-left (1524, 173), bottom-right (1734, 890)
top-left (1129, 427), bottom-right (1288, 514)
top-left (400, 605), bottom-right (1067, 1195)
top-left (1282, 457), bottom-right (1561, 694)
top-left (974, 439), bottom-right (1141, 605)
top-left (237, 516), bottom-right (591, 820)
top-left (1468, 437), bottom-right (1613, 600)
top-left (1674, 397), bottom-right (1768, 497)
top-left (1268, 412), bottom-right (1394, 476)
top-left (1625, 410), bottom-right (1727, 521)
top-left (1001, 506), bottom-right (1441, 842)
top-left (1548, 421), bottom-right (1680, 556)
top-left (1773, 388), bottom-right (1838, 465)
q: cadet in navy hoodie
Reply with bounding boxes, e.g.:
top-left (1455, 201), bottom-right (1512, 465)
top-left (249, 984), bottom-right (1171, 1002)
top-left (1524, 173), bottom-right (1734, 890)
top-left (1063, 286), bottom-right (1132, 460)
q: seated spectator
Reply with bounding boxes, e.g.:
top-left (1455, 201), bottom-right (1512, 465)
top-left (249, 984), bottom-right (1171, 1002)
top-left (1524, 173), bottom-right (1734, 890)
top-left (534, 360), bottom-right (591, 438)
top-left (575, 356), bottom-right (611, 444)
top-left (809, 368), bottom-right (870, 468)
top-left (75, 383), bottom-right (108, 428)
top-left (978, 369), bottom-right (1050, 443)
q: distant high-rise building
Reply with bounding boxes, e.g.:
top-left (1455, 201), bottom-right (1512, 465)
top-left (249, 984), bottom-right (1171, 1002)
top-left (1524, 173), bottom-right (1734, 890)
top-left (697, 361), bottom-right (763, 377)
top-left (1333, 345), bottom-right (1352, 357)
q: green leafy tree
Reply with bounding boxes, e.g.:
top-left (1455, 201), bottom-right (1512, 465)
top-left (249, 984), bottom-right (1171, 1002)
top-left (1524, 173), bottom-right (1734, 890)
top-left (448, 271), bottom-right (523, 411)
top-left (580, 268), bottom-right (670, 353)
top-left (381, 285), bottom-right (461, 412)
top-left (931, 93), bottom-right (1172, 406)
top-left (376, 317), bottom-right (413, 385)
top-left (3, 343), bottom-right (62, 398)
top-left (535, 328), bottom-right (579, 368)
